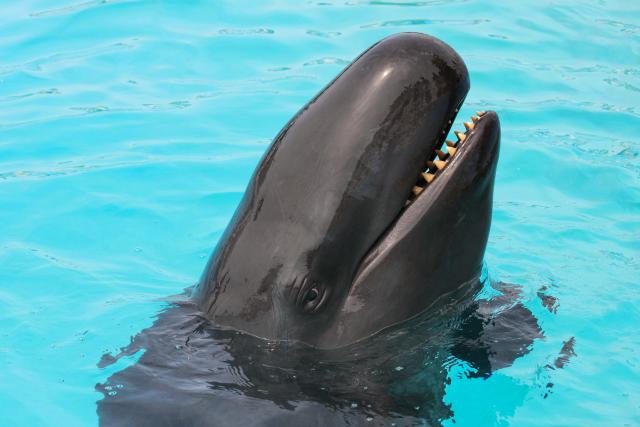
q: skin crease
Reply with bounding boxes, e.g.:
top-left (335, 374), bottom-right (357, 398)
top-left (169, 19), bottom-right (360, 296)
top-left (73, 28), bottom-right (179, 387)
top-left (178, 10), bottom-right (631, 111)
top-left (195, 32), bottom-right (501, 349)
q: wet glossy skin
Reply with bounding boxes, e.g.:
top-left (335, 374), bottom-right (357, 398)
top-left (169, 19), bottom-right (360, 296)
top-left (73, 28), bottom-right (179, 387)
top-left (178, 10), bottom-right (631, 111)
top-left (195, 32), bottom-right (501, 349)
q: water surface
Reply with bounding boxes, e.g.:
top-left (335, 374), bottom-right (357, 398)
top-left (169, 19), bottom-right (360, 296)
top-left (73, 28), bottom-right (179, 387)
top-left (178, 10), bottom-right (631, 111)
top-left (1, 1), bottom-right (639, 426)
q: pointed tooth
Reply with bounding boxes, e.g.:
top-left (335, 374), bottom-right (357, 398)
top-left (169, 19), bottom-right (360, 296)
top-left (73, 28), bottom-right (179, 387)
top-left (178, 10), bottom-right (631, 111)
top-left (434, 160), bottom-right (446, 170)
top-left (476, 111), bottom-right (486, 117)
top-left (454, 131), bottom-right (466, 142)
top-left (471, 115), bottom-right (479, 122)
top-left (412, 186), bottom-right (424, 196)
top-left (464, 121), bottom-right (474, 131)
top-left (446, 140), bottom-right (457, 147)
top-left (422, 172), bottom-right (435, 183)
top-left (436, 149), bottom-right (448, 160)
top-left (447, 146), bottom-right (457, 156)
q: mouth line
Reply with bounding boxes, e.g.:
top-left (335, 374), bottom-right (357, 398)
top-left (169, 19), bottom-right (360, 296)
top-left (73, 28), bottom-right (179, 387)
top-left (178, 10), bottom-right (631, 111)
top-left (354, 107), bottom-right (489, 277)
top-left (405, 109), bottom-right (488, 207)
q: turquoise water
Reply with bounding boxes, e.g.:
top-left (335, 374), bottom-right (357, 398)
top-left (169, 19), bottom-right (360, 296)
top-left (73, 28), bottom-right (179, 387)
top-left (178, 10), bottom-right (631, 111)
top-left (1, 1), bottom-right (639, 425)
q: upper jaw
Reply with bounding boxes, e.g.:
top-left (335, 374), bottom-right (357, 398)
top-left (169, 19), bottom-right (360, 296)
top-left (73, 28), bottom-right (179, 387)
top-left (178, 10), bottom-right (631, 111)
top-left (354, 110), bottom-right (501, 281)
top-left (406, 110), bottom-right (496, 208)
top-left (423, 109), bottom-right (501, 198)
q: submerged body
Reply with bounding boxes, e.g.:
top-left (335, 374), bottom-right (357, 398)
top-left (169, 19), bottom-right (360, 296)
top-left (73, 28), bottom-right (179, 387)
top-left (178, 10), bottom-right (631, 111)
top-left (98, 281), bottom-right (541, 426)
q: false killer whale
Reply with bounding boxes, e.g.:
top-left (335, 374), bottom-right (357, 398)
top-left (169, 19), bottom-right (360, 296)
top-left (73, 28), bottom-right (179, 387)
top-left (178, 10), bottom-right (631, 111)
top-left (97, 33), bottom-right (545, 426)
top-left (195, 31), bottom-right (499, 349)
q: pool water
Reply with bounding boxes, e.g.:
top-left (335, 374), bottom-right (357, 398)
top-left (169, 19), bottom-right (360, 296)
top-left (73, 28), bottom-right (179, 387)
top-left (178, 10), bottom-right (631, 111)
top-left (1, 1), bottom-right (638, 426)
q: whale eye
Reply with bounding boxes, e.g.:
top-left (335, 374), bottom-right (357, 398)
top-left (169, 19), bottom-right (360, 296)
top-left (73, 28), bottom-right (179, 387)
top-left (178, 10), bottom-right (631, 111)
top-left (304, 288), bottom-right (319, 303)
top-left (299, 283), bottom-right (327, 313)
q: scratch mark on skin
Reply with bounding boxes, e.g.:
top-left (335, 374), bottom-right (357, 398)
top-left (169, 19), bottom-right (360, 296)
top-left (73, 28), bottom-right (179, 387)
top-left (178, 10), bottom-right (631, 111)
top-left (274, 185), bottom-right (287, 222)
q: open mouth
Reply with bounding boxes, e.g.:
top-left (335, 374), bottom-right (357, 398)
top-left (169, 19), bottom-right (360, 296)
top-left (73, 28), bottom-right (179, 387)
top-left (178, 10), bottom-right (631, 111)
top-left (405, 110), bottom-right (489, 206)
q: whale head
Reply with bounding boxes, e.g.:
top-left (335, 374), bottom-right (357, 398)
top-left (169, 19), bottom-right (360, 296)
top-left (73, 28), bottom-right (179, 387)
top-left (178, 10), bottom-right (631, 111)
top-left (196, 32), bottom-right (500, 349)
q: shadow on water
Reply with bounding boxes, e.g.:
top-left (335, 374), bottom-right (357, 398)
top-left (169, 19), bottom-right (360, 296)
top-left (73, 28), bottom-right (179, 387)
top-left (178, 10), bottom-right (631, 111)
top-left (96, 280), bottom-right (544, 426)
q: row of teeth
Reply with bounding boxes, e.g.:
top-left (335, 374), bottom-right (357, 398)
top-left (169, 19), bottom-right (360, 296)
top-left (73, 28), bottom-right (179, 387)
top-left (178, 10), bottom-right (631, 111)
top-left (407, 111), bottom-right (486, 204)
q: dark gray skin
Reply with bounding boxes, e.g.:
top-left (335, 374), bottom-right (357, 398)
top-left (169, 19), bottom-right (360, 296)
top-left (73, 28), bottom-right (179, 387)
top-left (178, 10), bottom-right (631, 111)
top-left (195, 32), bottom-right (501, 349)
top-left (97, 33), bottom-right (550, 426)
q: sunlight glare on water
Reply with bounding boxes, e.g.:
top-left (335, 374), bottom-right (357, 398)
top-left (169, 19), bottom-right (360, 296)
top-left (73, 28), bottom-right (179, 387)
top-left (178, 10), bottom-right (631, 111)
top-left (0, 1), bottom-right (638, 426)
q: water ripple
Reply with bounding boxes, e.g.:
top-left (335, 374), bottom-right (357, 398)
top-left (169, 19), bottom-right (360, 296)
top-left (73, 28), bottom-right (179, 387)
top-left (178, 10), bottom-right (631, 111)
top-left (217, 28), bottom-right (275, 36)
top-left (0, 152), bottom-right (263, 182)
top-left (303, 57), bottom-right (350, 66)
top-left (595, 18), bottom-right (640, 35)
top-left (0, 40), bottom-right (136, 76)
top-left (1, 1), bottom-right (639, 426)
top-left (361, 18), bottom-right (490, 28)
top-left (306, 29), bottom-right (342, 38)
